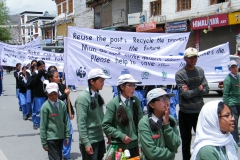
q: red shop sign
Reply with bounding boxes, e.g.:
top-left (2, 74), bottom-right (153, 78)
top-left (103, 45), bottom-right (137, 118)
top-left (191, 13), bottom-right (228, 30)
top-left (136, 22), bottom-right (156, 32)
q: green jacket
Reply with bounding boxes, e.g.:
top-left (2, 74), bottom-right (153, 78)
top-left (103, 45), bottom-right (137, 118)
top-left (102, 96), bottom-right (143, 150)
top-left (75, 90), bottom-right (104, 148)
top-left (223, 73), bottom-right (240, 106)
top-left (196, 145), bottom-right (238, 160)
top-left (138, 115), bottom-right (181, 160)
top-left (40, 100), bottom-right (70, 149)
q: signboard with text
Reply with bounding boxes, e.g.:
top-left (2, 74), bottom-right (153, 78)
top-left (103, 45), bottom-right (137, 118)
top-left (136, 22), bottom-right (156, 32)
top-left (191, 13), bottom-right (228, 30)
top-left (166, 20), bottom-right (187, 33)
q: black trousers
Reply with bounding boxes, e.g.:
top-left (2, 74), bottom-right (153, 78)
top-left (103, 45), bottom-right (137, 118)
top-left (128, 147), bottom-right (139, 158)
top-left (179, 111), bottom-right (199, 160)
top-left (79, 139), bottom-right (106, 160)
top-left (47, 139), bottom-right (63, 160)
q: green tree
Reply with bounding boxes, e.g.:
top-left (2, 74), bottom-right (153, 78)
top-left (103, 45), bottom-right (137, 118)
top-left (0, 0), bottom-right (11, 42)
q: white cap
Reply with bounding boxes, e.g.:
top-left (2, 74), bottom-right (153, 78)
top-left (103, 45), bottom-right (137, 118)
top-left (117, 74), bottom-right (142, 86)
top-left (184, 47), bottom-right (198, 57)
top-left (228, 60), bottom-right (238, 68)
top-left (88, 68), bottom-right (111, 80)
top-left (238, 47), bottom-right (240, 51)
top-left (147, 88), bottom-right (175, 104)
top-left (46, 82), bottom-right (59, 94)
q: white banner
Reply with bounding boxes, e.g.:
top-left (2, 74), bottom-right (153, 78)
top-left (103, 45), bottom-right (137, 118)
top-left (68, 26), bottom-right (190, 56)
top-left (0, 37), bottom-right (42, 52)
top-left (65, 36), bottom-right (230, 85)
top-left (1, 47), bottom-right (27, 67)
top-left (24, 49), bottom-right (64, 72)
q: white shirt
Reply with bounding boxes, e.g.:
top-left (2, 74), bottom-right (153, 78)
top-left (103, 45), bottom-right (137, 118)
top-left (48, 99), bottom-right (59, 109)
top-left (120, 94), bottom-right (129, 106)
top-left (230, 73), bottom-right (238, 79)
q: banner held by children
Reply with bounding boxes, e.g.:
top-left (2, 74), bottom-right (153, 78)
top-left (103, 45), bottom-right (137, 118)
top-left (64, 36), bottom-right (230, 86)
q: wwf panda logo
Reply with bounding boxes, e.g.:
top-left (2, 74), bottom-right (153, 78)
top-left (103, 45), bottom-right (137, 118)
top-left (76, 67), bottom-right (87, 78)
top-left (2, 58), bottom-right (7, 63)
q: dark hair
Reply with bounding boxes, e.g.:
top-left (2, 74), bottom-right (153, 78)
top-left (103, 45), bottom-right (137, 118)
top-left (47, 65), bottom-right (58, 73)
top-left (37, 60), bottom-right (45, 67)
top-left (217, 101), bottom-right (228, 115)
top-left (16, 63), bottom-right (21, 67)
top-left (22, 66), bottom-right (27, 71)
top-left (30, 64), bottom-right (37, 73)
top-left (116, 83), bottom-right (139, 128)
top-left (147, 98), bottom-right (162, 131)
top-left (88, 77), bottom-right (104, 109)
top-left (31, 60), bottom-right (37, 66)
top-left (48, 70), bottom-right (59, 82)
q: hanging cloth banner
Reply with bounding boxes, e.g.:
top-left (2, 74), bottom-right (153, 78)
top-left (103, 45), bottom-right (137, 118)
top-left (1, 47), bottom-right (27, 67)
top-left (23, 49), bottom-right (64, 72)
top-left (68, 26), bottom-right (190, 56)
top-left (0, 37), bottom-right (42, 52)
top-left (64, 36), bottom-right (230, 85)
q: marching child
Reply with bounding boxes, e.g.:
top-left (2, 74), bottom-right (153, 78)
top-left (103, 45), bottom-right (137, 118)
top-left (138, 88), bottom-right (181, 160)
top-left (75, 68), bottom-right (111, 160)
top-left (102, 74), bottom-right (143, 158)
top-left (40, 82), bottom-right (70, 160)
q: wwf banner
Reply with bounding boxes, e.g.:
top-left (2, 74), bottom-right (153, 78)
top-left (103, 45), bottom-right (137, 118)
top-left (0, 46), bottom-right (27, 67)
top-left (68, 26), bottom-right (190, 56)
top-left (23, 49), bottom-right (64, 72)
top-left (64, 37), bottom-right (230, 85)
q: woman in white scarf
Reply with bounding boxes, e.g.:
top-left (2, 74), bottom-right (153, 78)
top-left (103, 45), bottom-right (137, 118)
top-left (191, 100), bottom-right (238, 160)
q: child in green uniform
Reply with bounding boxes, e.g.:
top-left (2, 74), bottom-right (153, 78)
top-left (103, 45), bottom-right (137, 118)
top-left (138, 88), bottom-right (181, 160)
top-left (75, 68), bottom-right (111, 160)
top-left (40, 82), bottom-right (70, 160)
top-left (102, 74), bottom-right (143, 158)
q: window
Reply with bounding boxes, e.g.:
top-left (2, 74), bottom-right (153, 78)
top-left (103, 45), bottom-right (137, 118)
top-left (177, 0), bottom-right (191, 11)
top-left (150, 1), bottom-right (161, 16)
top-left (68, 0), bottom-right (73, 13)
top-left (58, 5), bottom-right (61, 15)
top-left (63, 2), bottom-right (66, 13)
top-left (210, 0), bottom-right (228, 5)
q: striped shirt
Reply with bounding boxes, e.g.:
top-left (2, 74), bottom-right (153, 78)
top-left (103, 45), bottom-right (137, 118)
top-left (175, 66), bottom-right (209, 113)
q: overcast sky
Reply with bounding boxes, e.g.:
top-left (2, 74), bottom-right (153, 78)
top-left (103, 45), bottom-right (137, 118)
top-left (6, 0), bottom-right (57, 15)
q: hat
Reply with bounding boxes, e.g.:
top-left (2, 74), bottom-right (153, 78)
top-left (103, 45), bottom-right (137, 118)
top-left (117, 74), bottom-right (142, 86)
top-left (88, 68), bottom-right (111, 80)
top-left (238, 47), bottom-right (240, 52)
top-left (184, 47), bottom-right (198, 57)
top-left (46, 82), bottom-right (59, 94)
top-left (147, 88), bottom-right (175, 104)
top-left (228, 60), bottom-right (238, 68)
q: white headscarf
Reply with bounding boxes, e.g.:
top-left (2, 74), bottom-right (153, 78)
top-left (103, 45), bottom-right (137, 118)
top-left (191, 100), bottom-right (238, 160)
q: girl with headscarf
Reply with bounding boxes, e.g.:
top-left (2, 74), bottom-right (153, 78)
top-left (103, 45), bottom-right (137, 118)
top-left (102, 74), bottom-right (143, 158)
top-left (191, 100), bottom-right (238, 160)
top-left (75, 68), bottom-right (111, 160)
top-left (138, 88), bottom-right (181, 160)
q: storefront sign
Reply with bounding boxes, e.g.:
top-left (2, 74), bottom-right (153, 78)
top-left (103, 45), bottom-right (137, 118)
top-left (136, 22), bottom-right (156, 32)
top-left (228, 12), bottom-right (240, 25)
top-left (191, 13), bottom-right (228, 30)
top-left (166, 20), bottom-right (187, 33)
top-left (128, 12), bottom-right (146, 25)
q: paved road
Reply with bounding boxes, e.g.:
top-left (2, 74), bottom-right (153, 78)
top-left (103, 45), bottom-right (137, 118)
top-left (0, 71), bottom-right (239, 160)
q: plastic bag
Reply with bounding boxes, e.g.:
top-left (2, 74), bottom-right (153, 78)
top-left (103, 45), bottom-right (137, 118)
top-left (103, 145), bottom-right (118, 160)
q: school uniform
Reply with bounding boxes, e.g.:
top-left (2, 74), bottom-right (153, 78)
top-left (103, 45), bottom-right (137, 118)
top-left (138, 115), bottom-right (181, 160)
top-left (102, 95), bottom-right (143, 158)
top-left (75, 89), bottom-right (106, 160)
top-left (32, 70), bottom-right (47, 128)
top-left (14, 69), bottom-right (21, 109)
top-left (40, 99), bottom-right (70, 160)
top-left (58, 83), bottom-right (75, 159)
top-left (18, 72), bottom-right (32, 119)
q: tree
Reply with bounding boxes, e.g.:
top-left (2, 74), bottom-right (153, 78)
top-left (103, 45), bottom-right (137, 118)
top-left (0, 0), bottom-right (11, 42)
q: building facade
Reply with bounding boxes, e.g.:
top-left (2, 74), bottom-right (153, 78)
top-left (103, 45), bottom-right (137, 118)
top-left (20, 11), bottom-right (55, 45)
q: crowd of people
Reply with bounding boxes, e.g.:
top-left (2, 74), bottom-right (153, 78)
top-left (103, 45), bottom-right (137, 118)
top-left (10, 47), bottom-right (239, 160)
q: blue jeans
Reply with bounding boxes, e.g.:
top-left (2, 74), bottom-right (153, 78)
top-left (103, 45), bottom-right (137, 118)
top-left (68, 85), bottom-right (76, 90)
top-left (62, 115), bottom-right (73, 158)
top-left (0, 78), bottom-right (2, 95)
top-left (16, 89), bottom-right (21, 107)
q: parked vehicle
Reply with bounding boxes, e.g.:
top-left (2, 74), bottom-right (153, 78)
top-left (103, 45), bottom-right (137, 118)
top-left (208, 55), bottom-right (240, 95)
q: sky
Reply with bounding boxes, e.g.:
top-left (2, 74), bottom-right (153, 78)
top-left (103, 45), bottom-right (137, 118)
top-left (6, 0), bottom-right (57, 15)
